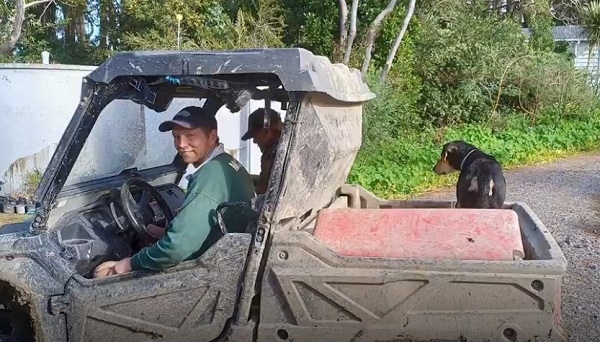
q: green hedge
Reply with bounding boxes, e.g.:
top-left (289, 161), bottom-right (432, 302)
top-left (348, 112), bottom-right (600, 199)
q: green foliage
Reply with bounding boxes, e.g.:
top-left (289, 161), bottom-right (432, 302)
top-left (1, 0), bottom-right (285, 62)
top-left (21, 168), bottom-right (43, 200)
top-left (121, 0), bottom-right (286, 51)
top-left (525, 0), bottom-right (556, 52)
top-left (348, 0), bottom-right (600, 199)
top-left (507, 52), bottom-right (598, 121)
top-left (0, 0), bottom-right (12, 40)
top-left (280, 0), bottom-right (338, 56)
top-left (229, 0), bottom-right (286, 49)
top-left (369, 0), bottom-right (415, 67)
top-left (579, 0), bottom-right (600, 46)
top-left (371, 0), bottom-right (599, 129)
top-left (349, 109), bottom-right (600, 198)
top-left (412, 1), bottom-right (541, 126)
top-left (360, 61), bottom-right (423, 152)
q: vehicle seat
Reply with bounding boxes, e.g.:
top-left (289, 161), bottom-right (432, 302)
top-left (312, 208), bottom-right (525, 261)
top-left (216, 194), bottom-right (266, 235)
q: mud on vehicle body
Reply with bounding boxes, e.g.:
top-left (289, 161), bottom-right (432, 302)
top-left (0, 48), bottom-right (567, 342)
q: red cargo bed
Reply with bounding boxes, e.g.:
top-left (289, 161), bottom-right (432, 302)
top-left (312, 208), bottom-right (524, 261)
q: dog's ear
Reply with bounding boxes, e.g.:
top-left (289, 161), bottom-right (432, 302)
top-left (443, 143), bottom-right (458, 161)
top-left (446, 143), bottom-right (458, 153)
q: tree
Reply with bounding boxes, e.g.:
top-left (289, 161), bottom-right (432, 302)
top-left (551, 0), bottom-right (593, 24)
top-left (579, 0), bottom-right (600, 71)
top-left (120, 0), bottom-right (286, 51)
top-left (380, 0), bottom-right (416, 82)
top-left (1, 0), bottom-right (56, 55)
top-left (361, 0), bottom-right (398, 76)
top-left (342, 0), bottom-right (359, 64)
top-left (338, 0), bottom-right (348, 62)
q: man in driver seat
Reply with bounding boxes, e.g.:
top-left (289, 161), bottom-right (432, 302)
top-left (93, 106), bottom-right (256, 277)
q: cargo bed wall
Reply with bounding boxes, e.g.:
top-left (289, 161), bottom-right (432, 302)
top-left (256, 186), bottom-right (567, 342)
top-left (337, 184), bottom-right (566, 262)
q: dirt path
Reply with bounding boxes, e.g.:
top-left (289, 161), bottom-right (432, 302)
top-left (413, 152), bottom-right (600, 342)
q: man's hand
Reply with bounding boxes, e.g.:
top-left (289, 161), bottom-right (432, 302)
top-left (93, 261), bottom-right (117, 278)
top-left (93, 257), bottom-right (133, 279)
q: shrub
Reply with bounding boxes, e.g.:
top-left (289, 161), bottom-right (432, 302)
top-left (408, 0), bottom-right (599, 127)
top-left (349, 109), bottom-right (600, 198)
top-left (346, 0), bottom-right (600, 199)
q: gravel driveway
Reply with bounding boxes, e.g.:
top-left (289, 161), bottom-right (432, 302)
top-left (413, 152), bottom-right (600, 342)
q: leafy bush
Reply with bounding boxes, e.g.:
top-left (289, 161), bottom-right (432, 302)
top-left (348, 111), bottom-right (600, 199)
top-left (360, 38), bottom-right (423, 151)
top-left (345, 0), bottom-right (600, 199)
top-left (409, 0), bottom-right (598, 127)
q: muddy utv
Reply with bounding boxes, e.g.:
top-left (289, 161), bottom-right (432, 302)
top-left (0, 48), bottom-right (567, 342)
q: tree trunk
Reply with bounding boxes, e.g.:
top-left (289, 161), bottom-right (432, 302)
top-left (507, 0), bottom-right (514, 16)
top-left (0, 0), bottom-right (25, 55)
top-left (342, 0), bottom-right (359, 65)
top-left (40, 2), bottom-right (58, 42)
top-left (76, 9), bottom-right (87, 43)
top-left (338, 0), bottom-right (349, 61)
top-left (0, 0), bottom-right (55, 55)
top-left (587, 43), bottom-right (593, 72)
top-left (100, 6), bottom-right (107, 49)
top-left (61, 4), bottom-right (76, 45)
top-left (361, 0), bottom-right (398, 77)
top-left (380, 0), bottom-right (416, 83)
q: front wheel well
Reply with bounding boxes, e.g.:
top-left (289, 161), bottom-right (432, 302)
top-left (0, 280), bottom-right (36, 342)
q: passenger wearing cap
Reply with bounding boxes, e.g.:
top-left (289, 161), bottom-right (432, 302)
top-left (242, 108), bottom-right (283, 194)
top-left (93, 106), bottom-right (256, 277)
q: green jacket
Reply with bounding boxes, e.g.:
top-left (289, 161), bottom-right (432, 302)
top-left (130, 153), bottom-right (256, 271)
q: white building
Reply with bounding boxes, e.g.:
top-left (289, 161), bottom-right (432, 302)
top-left (522, 25), bottom-right (600, 84)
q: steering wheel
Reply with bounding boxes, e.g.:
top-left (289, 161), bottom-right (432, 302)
top-left (120, 178), bottom-right (175, 235)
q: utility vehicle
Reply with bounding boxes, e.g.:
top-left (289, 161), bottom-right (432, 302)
top-left (0, 48), bottom-right (567, 342)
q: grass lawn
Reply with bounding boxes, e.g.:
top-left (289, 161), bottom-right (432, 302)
top-left (0, 213), bottom-right (27, 226)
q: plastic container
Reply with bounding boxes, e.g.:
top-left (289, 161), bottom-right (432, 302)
top-left (1, 202), bottom-right (15, 214)
top-left (15, 204), bottom-right (26, 215)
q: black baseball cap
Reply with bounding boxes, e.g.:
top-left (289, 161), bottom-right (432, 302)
top-left (241, 108), bottom-right (282, 141)
top-left (158, 106), bottom-right (217, 132)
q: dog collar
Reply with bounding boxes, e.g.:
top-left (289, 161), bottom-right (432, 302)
top-left (459, 149), bottom-right (477, 170)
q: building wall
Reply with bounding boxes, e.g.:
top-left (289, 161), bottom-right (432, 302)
top-left (572, 41), bottom-right (600, 73)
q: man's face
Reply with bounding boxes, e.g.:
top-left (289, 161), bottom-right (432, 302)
top-left (251, 128), bottom-right (270, 151)
top-left (252, 125), bottom-right (282, 152)
top-left (172, 125), bottom-right (217, 166)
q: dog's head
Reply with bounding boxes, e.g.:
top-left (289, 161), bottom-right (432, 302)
top-left (433, 140), bottom-right (472, 175)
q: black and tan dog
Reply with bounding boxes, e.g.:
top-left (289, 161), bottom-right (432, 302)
top-left (433, 140), bottom-right (506, 209)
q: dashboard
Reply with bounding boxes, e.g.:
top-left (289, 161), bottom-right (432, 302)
top-left (55, 183), bottom-right (186, 278)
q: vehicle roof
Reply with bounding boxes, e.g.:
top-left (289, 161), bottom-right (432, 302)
top-left (88, 48), bottom-right (375, 103)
